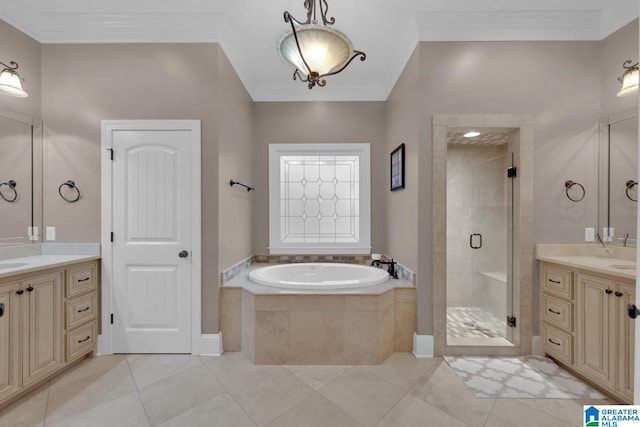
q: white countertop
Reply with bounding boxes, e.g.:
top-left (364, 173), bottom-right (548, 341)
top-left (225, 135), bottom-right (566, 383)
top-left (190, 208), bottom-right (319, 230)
top-left (224, 264), bottom-right (414, 295)
top-left (536, 255), bottom-right (636, 281)
top-left (0, 254), bottom-right (100, 279)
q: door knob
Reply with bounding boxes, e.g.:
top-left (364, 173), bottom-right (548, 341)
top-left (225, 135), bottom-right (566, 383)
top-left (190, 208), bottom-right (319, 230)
top-left (178, 250), bottom-right (189, 258)
top-left (628, 304), bottom-right (640, 319)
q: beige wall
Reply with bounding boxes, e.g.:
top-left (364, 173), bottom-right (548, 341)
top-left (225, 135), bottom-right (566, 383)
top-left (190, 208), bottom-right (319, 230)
top-left (40, 43), bottom-right (229, 333)
top-left (251, 102), bottom-right (387, 254)
top-left (388, 41), bottom-right (603, 334)
top-left (218, 49), bottom-right (254, 271)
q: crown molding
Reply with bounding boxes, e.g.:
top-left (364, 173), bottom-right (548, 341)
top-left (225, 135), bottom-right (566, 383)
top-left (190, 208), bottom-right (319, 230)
top-left (415, 10), bottom-right (603, 41)
top-left (35, 14), bottom-right (224, 44)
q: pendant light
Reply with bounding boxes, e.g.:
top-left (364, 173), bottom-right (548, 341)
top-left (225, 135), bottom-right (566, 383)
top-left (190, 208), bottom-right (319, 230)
top-left (0, 60), bottom-right (28, 98)
top-left (278, 0), bottom-right (366, 89)
top-left (617, 60), bottom-right (639, 97)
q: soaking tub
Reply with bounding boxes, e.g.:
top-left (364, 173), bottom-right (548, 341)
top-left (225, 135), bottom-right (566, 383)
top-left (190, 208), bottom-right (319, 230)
top-left (248, 262), bottom-right (390, 290)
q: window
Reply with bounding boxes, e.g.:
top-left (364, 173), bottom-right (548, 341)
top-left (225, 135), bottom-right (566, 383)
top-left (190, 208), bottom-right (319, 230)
top-left (269, 144), bottom-right (371, 254)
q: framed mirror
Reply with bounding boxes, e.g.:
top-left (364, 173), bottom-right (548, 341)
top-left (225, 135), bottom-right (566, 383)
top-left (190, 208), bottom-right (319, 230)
top-left (599, 109), bottom-right (638, 246)
top-left (0, 108), bottom-right (42, 246)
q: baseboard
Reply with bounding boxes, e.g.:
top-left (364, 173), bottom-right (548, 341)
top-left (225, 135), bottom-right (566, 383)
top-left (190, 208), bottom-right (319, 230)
top-left (96, 334), bottom-right (110, 356)
top-left (531, 335), bottom-right (542, 356)
top-left (196, 333), bottom-right (223, 356)
top-left (95, 334), bottom-right (222, 356)
top-left (413, 333), bottom-right (434, 358)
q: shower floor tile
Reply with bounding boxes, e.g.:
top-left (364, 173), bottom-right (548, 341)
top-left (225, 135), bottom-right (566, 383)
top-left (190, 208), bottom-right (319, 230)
top-left (446, 307), bottom-right (505, 340)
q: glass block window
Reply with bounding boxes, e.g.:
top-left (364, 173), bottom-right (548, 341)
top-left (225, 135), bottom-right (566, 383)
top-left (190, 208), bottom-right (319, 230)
top-left (269, 144), bottom-right (371, 254)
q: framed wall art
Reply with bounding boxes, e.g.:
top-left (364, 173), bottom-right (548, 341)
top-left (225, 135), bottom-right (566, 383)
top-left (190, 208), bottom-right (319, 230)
top-left (390, 143), bottom-right (405, 191)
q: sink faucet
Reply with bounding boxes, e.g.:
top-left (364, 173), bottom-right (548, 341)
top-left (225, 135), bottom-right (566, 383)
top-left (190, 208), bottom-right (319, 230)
top-left (595, 233), bottom-right (612, 257)
top-left (371, 258), bottom-right (399, 279)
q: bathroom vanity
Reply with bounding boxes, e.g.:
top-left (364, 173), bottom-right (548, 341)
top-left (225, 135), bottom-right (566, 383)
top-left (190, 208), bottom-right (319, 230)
top-left (0, 256), bottom-right (100, 408)
top-left (538, 246), bottom-right (635, 403)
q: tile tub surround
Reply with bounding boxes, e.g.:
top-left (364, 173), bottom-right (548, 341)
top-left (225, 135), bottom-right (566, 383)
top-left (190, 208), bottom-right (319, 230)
top-left (221, 267), bottom-right (416, 364)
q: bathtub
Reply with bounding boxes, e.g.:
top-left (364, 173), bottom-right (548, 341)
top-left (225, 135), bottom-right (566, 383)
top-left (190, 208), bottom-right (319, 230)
top-left (248, 263), bottom-right (390, 290)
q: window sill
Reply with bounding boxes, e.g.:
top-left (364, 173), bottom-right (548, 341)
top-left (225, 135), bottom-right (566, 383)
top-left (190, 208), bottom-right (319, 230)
top-left (268, 246), bottom-right (372, 255)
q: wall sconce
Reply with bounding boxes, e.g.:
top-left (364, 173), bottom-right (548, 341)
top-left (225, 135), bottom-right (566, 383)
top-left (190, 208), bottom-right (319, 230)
top-left (0, 60), bottom-right (28, 98)
top-left (617, 60), bottom-right (639, 97)
top-left (278, 0), bottom-right (366, 89)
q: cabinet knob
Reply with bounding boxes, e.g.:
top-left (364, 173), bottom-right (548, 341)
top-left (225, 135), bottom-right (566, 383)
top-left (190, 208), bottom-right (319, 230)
top-left (26, 286), bottom-right (34, 292)
top-left (615, 291), bottom-right (623, 297)
top-left (628, 304), bottom-right (640, 319)
top-left (16, 290), bottom-right (24, 295)
top-left (605, 289), bottom-right (613, 295)
top-left (178, 250), bottom-right (189, 258)
top-left (0, 302), bottom-right (4, 317)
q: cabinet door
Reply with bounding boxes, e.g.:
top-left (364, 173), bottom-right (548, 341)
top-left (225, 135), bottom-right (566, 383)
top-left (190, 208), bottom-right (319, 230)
top-left (575, 273), bottom-right (615, 388)
top-left (22, 272), bottom-right (63, 386)
top-left (616, 282), bottom-right (635, 402)
top-left (0, 281), bottom-right (21, 401)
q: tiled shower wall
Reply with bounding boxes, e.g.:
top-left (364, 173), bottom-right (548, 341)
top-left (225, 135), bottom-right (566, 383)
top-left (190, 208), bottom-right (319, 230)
top-left (446, 144), bottom-right (507, 308)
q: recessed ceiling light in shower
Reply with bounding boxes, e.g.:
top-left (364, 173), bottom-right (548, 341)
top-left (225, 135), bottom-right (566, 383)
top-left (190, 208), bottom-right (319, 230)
top-left (464, 131), bottom-right (481, 138)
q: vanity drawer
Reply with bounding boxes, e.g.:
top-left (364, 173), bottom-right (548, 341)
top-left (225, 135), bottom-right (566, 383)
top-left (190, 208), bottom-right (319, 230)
top-left (66, 263), bottom-right (97, 297)
top-left (542, 295), bottom-right (572, 331)
top-left (541, 265), bottom-right (572, 299)
top-left (66, 292), bottom-right (97, 330)
top-left (542, 324), bottom-right (572, 365)
top-left (66, 321), bottom-right (97, 361)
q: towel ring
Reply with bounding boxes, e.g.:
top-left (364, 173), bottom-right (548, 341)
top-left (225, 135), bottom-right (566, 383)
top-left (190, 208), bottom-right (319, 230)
top-left (626, 180), bottom-right (638, 202)
top-left (0, 180), bottom-right (17, 202)
top-left (58, 180), bottom-right (81, 203)
top-left (565, 180), bottom-right (585, 202)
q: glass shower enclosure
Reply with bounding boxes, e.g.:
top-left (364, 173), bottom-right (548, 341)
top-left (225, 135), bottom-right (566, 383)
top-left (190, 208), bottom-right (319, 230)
top-left (446, 130), bottom-right (515, 346)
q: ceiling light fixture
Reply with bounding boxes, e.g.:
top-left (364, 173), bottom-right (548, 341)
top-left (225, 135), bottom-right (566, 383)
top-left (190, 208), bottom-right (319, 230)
top-left (0, 60), bottom-right (28, 98)
top-left (278, 0), bottom-right (366, 89)
top-left (464, 131), bottom-right (481, 138)
top-left (617, 60), bottom-right (639, 97)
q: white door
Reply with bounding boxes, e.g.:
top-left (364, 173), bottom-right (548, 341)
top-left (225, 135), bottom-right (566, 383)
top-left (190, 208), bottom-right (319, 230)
top-left (109, 123), bottom-right (199, 353)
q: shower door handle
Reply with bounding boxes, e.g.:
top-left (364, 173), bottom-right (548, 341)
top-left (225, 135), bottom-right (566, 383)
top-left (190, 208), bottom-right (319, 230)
top-left (470, 233), bottom-right (482, 249)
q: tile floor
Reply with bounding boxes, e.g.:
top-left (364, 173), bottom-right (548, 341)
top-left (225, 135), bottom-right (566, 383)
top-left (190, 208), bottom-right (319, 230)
top-left (0, 352), bottom-right (615, 427)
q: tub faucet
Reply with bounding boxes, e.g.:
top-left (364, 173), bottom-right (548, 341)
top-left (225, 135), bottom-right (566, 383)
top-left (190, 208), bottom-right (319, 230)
top-left (371, 258), bottom-right (399, 279)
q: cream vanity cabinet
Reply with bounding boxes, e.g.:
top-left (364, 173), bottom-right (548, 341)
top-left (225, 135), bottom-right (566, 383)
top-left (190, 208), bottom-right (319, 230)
top-left (540, 262), bottom-right (635, 403)
top-left (0, 260), bottom-right (99, 407)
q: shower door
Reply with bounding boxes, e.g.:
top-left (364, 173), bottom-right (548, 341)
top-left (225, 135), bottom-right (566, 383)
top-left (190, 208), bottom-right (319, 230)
top-left (469, 149), bottom-right (514, 342)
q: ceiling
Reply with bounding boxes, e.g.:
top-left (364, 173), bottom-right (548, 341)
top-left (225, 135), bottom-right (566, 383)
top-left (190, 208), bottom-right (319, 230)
top-left (0, 0), bottom-right (636, 102)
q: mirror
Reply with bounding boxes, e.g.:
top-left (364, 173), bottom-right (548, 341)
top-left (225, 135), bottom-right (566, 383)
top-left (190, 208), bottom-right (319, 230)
top-left (0, 108), bottom-right (42, 246)
top-left (599, 110), bottom-right (638, 246)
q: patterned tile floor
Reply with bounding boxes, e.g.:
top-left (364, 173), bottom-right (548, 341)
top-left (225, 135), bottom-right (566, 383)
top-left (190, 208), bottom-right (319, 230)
top-left (447, 306), bottom-right (506, 339)
top-left (0, 352), bottom-right (615, 427)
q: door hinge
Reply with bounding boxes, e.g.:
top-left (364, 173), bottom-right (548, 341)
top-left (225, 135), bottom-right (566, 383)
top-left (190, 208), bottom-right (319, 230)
top-left (107, 148), bottom-right (114, 160)
top-left (110, 313), bottom-right (114, 324)
top-left (507, 316), bottom-right (516, 328)
top-left (110, 232), bottom-right (114, 242)
top-left (507, 166), bottom-right (517, 178)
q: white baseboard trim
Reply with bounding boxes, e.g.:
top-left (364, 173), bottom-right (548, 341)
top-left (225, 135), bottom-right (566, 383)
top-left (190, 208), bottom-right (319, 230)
top-left (96, 334), bottom-right (110, 356)
top-left (196, 333), bottom-right (223, 356)
top-left (413, 333), bottom-right (434, 358)
top-left (531, 335), bottom-right (542, 356)
top-left (95, 333), bottom-right (223, 356)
